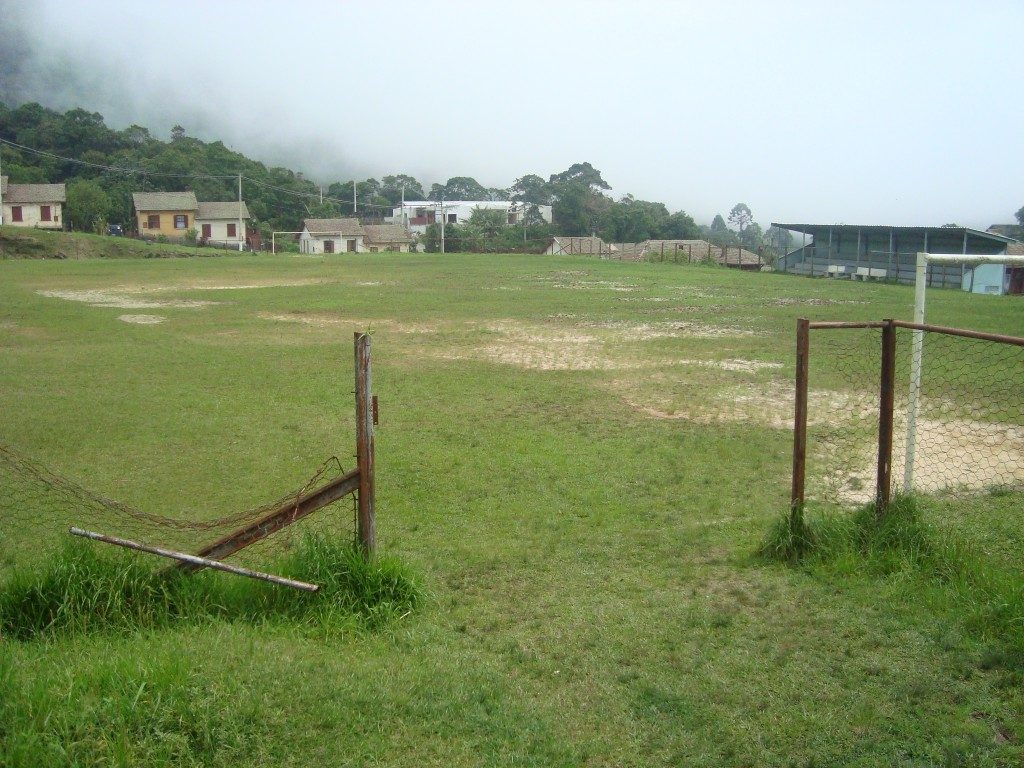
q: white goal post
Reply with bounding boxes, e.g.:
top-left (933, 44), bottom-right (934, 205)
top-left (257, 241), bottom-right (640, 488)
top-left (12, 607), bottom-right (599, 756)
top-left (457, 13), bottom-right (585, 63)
top-left (903, 251), bottom-right (1024, 491)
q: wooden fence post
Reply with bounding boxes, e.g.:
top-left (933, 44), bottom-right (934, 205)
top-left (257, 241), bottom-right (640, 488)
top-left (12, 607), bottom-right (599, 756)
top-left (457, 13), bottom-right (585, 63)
top-left (875, 319), bottom-right (897, 515)
top-left (355, 332), bottom-right (375, 553)
top-left (791, 318), bottom-right (810, 522)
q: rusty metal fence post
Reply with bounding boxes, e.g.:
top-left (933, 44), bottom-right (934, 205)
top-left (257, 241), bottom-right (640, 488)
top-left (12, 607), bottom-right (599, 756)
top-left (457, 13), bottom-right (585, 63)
top-left (355, 332), bottom-right (376, 553)
top-left (791, 318), bottom-right (810, 524)
top-left (875, 319), bottom-right (897, 515)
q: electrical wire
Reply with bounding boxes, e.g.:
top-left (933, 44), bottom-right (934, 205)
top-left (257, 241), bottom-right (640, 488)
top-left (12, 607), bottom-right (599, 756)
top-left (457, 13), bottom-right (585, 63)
top-left (0, 137), bottom-right (237, 180)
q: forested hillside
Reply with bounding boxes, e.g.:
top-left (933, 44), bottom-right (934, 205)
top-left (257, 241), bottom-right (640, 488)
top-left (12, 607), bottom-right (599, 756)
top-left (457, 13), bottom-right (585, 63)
top-left (0, 102), bottom-right (785, 253)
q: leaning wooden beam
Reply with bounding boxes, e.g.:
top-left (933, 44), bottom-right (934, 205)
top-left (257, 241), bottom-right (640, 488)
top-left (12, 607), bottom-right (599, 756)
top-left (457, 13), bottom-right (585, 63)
top-left (69, 527), bottom-right (319, 592)
top-left (175, 467), bottom-right (361, 573)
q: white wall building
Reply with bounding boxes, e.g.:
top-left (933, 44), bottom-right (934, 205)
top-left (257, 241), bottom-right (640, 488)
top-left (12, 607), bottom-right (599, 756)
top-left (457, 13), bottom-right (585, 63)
top-left (1, 177), bottom-right (66, 229)
top-left (299, 218), bottom-right (365, 254)
top-left (388, 200), bottom-right (553, 234)
top-left (196, 201), bottom-right (250, 248)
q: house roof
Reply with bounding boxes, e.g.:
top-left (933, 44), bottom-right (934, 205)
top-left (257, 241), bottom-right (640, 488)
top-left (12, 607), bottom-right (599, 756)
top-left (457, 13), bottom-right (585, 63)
top-left (133, 191), bottom-right (198, 212)
top-left (1, 177), bottom-right (66, 203)
top-left (196, 201), bottom-right (250, 220)
top-left (398, 200), bottom-right (535, 209)
top-left (772, 223), bottom-right (1015, 245)
top-left (302, 218), bottom-right (364, 236)
top-left (363, 224), bottom-right (412, 244)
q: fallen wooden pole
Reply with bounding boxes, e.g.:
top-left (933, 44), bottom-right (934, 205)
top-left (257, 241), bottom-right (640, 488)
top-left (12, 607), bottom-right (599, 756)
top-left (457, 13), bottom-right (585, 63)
top-left (175, 467), bottom-right (360, 573)
top-left (69, 526), bottom-right (320, 592)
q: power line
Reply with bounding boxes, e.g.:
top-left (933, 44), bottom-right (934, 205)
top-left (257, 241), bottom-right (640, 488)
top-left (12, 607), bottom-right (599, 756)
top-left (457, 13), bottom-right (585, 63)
top-left (242, 176), bottom-right (393, 210)
top-left (0, 137), bottom-right (236, 180)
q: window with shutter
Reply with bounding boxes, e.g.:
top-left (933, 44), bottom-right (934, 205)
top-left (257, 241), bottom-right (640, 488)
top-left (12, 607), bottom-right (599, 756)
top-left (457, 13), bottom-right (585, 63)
top-left (201, 224), bottom-right (211, 238)
top-left (40, 205), bottom-right (51, 221)
top-left (12, 206), bottom-right (23, 222)
top-left (147, 214), bottom-right (160, 229)
top-left (227, 223), bottom-right (236, 237)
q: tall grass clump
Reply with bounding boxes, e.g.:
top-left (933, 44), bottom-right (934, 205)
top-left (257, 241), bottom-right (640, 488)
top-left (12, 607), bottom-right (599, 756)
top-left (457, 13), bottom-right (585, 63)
top-left (759, 494), bottom-right (1024, 666)
top-left (0, 535), bottom-right (421, 640)
top-left (756, 506), bottom-right (817, 564)
top-left (758, 495), bottom-right (932, 569)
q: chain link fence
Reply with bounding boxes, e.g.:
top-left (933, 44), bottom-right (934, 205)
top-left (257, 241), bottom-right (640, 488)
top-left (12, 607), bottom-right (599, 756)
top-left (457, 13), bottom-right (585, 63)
top-left (0, 441), bottom-right (358, 577)
top-left (795, 319), bottom-right (1024, 509)
top-left (0, 334), bottom-right (376, 581)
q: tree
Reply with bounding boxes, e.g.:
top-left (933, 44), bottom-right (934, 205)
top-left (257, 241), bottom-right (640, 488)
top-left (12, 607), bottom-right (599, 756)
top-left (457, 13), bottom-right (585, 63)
top-left (739, 222), bottom-right (763, 251)
top-left (464, 208), bottom-right (507, 239)
top-left (170, 124), bottom-right (185, 142)
top-left (66, 178), bottom-right (111, 232)
top-left (660, 210), bottom-right (700, 240)
top-left (436, 176), bottom-right (488, 200)
top-left (728, 203), bottom-right (753, 232)
top-left (549, 162), bottom-right (610, 191)
top-left (705, 215), bottom-right (739, 247)
top-left (121, 124), bottom-right (152, 146)
top-left (380, 174), bottom-right (424, 204)
top-left (511, 174), bottom-right (552, 204)
top-left (1016, 206), bottom-right (1024, 227)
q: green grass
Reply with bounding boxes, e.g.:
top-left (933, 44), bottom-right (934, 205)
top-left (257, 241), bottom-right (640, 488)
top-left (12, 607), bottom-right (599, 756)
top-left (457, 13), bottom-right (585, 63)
top-left (0, 535), bottom-right (421, 640)
top-left (1, 241), bottom-right (1023, 765)
top-left (0, 224), bottom-right (239, 260)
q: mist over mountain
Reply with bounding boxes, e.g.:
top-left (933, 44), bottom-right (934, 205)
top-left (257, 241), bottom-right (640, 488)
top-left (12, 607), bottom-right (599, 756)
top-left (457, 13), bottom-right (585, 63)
top-left (1, 0), bottom-right (1021, 229)
top-left (0, 3), bottom-right (367, 187)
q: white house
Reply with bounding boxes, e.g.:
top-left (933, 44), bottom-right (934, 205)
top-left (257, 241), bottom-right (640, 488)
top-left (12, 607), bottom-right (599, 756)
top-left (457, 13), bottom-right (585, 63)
top-left (388, 200), bottom-right (553, 234)
top-left (299, 218), bottom-right (365, 254)
top-left (1, 176), bottom-right (66, 229)
top-left (196, 201), bottom-right (250, 248)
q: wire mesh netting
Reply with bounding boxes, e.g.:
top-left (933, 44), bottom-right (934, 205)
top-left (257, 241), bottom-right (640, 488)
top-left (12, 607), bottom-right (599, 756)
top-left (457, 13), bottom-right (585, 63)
top-left (804, 323), bottom-right (1024, 507)
top-left (0, 441), bottom-right (358, 577)
top-left (804, 325), bottom-right (884, 505)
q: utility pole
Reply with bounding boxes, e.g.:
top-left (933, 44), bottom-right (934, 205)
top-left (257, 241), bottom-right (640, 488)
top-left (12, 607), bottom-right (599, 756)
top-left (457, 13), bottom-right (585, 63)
top-left (319, 186), bottom-right (323, 205)
top-left (237, 173), bottom-right (244, 252)
top-left (0, 140), bottom-right (4, 226)
top-left (353, 180), bottom-right (357, 215)
top-left (440, 196), bottom-right (445, 254)
top-left (400, 183), bottom-right (405, 228)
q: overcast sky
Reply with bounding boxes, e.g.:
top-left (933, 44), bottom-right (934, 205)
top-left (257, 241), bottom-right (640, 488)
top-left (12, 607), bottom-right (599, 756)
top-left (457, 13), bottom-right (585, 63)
top-left (2, 0), bottom-right (1022, 227)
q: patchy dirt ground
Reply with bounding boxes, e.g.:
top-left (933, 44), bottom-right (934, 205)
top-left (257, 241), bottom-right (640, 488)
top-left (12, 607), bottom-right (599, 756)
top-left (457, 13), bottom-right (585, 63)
top-left (118, 314), bottom-right (166, 325)
top-left (37, 289), bottom-right (218, 309)
top-left (611, 374), bottom-right (1024, 502)
top-left (434, 318), bottom-right (759, 372)
top-left (257, 311), bottom-right (438, 334)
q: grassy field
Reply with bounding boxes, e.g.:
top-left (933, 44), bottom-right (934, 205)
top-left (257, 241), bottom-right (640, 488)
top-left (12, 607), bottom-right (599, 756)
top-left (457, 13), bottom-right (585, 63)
top-left (2, 238), bottom-right (1023, 766)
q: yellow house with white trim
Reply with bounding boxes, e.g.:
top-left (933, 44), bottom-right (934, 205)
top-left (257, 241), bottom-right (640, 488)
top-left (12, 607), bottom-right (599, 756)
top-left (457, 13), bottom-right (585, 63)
top-left (133, 191), bottom-right (198, 239)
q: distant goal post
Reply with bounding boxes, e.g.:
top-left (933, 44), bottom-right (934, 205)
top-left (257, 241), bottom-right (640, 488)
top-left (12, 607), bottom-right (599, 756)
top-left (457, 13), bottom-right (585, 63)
top-left (904, 251), bottom-right (1024, 491)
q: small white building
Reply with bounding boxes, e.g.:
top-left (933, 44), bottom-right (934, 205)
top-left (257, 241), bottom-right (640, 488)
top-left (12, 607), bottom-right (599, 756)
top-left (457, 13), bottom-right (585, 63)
top-left (1, 177), bottom-right (66, 229)
top-left (388, 200), bottom-right (553, 234)
top-left (196, 201), bottom-right (250, 248)
top-left (299, 218), bottom-right (365, 254)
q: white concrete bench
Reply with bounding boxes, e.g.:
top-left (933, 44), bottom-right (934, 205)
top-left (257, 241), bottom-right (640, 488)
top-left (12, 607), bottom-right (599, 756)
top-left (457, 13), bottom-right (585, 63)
top-left (826, 265), bottom-right (846, 278)
top-left (853, 267), bottom-right (887, 281)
